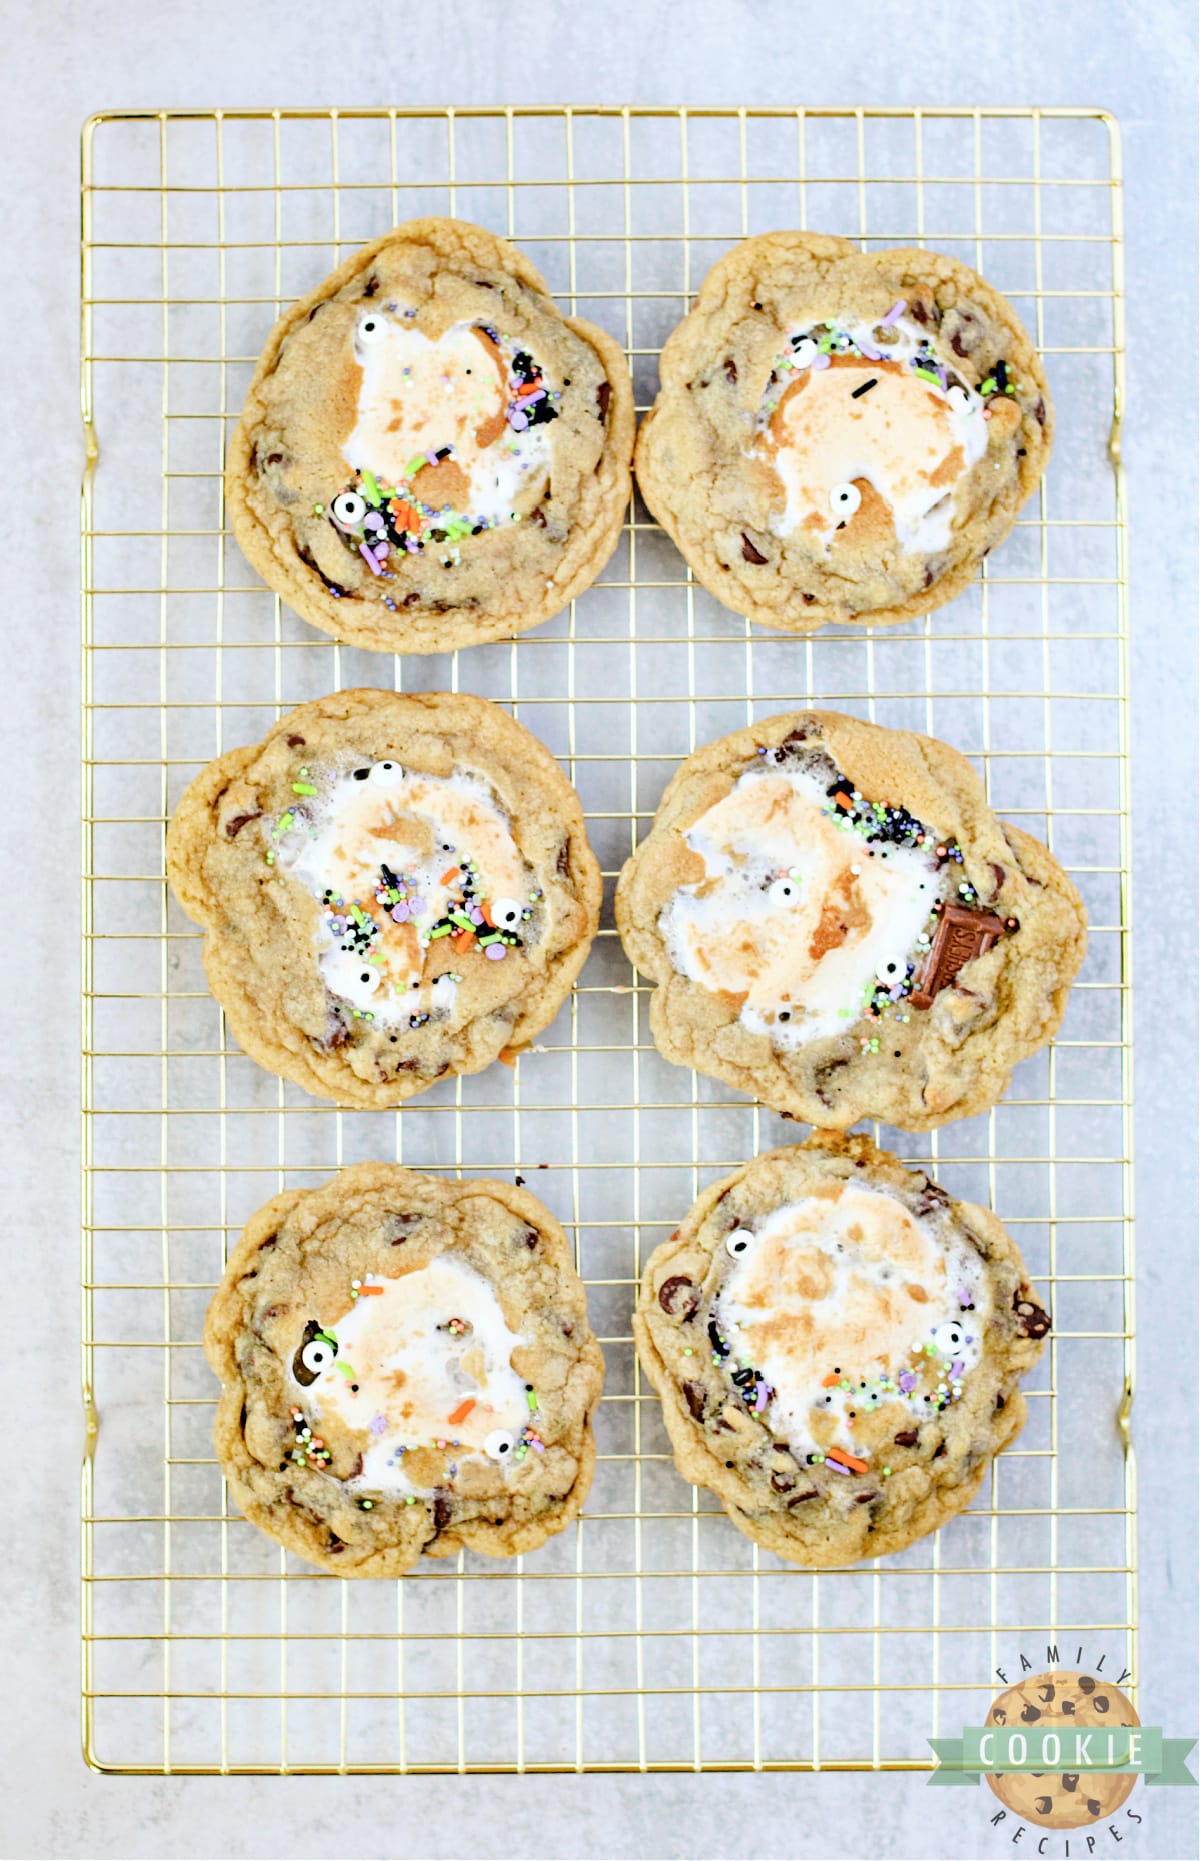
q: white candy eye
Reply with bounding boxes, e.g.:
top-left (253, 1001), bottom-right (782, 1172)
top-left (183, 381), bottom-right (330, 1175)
top-left (491, 897), bottom-right (524, 931)
top-left (301, 1336), bottom-right (336, 1376)
top-left (725, 1228), bottom-right (755, 1259)
top-left (357, 314), bottom-right (388, 345)
top-left (368, 760), bottom-right (403, 786)
top-left (946, 385), bottom-right (972, 413)
top-left (331, 490), bottom-right (367, 530)
top-left (484, 1429), bottom-right (516, 1462)
top-left (791, 337), bottom-right (818, 369)
top-left (323, 950), bottom-right (382, 1009)
top-left (768, 876), bottom-right (801, 907)
top-left (830, 482), bottom-right (862, 519)
top-left (875, 954), bottom-right (907, 984)
top-left (931, 1321), bottom-right (967, 1358)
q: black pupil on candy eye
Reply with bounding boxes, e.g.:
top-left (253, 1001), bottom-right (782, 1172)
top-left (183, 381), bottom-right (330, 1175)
top-left (354, 769), bottom-right (369, 780)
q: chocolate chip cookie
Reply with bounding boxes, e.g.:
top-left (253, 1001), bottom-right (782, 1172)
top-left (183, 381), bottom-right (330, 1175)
top-left (166, 689), bottom-right (601, 1106)
top-left (985, 1671), bottom-right (1140, 1828)
top-left (634, 1132), bottom-right (1049, 1566)
top-left (635, 231), bottom-right (1052, 633)
top-left (615, 708), bottom-right (1086, 1130)
top-left (205, 1163), bottom-right (604, 1575)
top-left (226, 218), bottom-right (634, 652)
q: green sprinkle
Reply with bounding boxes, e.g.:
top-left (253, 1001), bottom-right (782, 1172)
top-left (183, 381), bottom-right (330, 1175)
top-left (264, 850), bottom-right (275, 866)
top-left (683, 1347), bottom-right (694, 1357)
top-left (980, 376), bottom-right (997, 395)
top-left (276, 811), bottom-right (295, 832)
top-left (449, 910), bottom-right (475, 930)
top-left (914, 366), bottom-right (941, 385)
top-left (312, 503), bottom-right (325, 516)
top-left (360, 468), bottom-right (382, 506)
top-left (525, 1386), bottom-right (538, 1412)
top-left (405, 456), bottom-right (425, 477)
top-left (477, 931), bottom-right (503, 947)
top-left (291, 781), bottom-right (318, 796)
top-left (406, 1495), bottom-right (417, 1506)
top-left (428, 923), bottom-right (454, 940)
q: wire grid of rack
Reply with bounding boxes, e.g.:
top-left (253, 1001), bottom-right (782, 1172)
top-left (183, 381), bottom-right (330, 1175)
top-left (80, 105), bottom-right (1134, 1776)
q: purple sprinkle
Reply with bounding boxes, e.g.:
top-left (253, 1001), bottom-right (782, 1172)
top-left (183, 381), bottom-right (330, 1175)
top-left (485, 943), bottom-right (507, 961)
top-left (425, 450), bottom-right (440, 468)
top-left (363, 512), bottom-right (385, 532)
top-left (826, 1456), bottom-right (851, 1475)
top-left (369, 1414), bottom-right (387, 1436)
top-left (754, 1381), bottom-right (770, 1413)
top-left (949, 1359), bottom-right (965, 1380)
top-left (469, 908), bottom-right (485, 925)
top-left (810, 352), bottom-right (832, 372)
top-left (855, 340), bottom-right (885, 361)
top-left (529, 1436), bottom-right (545, 1453)
top-left (508, 409), bottom-right (529, 430)
top-left (390, 903), bottom-right (410, 924)
top-left (898, 1370), bottom-right (917, 1393)
top-left (957, 1284), bottom-right (972, 1307)
top-left (407, 896), bottom-right (426, 915)
top-left (881, 299), bottom-right (906, 326)
top-left (358, 541), bottom-right (383, 576)
top-left (519, 388), bottom-right (546, 407)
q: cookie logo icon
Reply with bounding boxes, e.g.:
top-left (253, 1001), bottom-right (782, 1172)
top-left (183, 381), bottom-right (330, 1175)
top-left (985, 1669), bottom-right (1139, 1830)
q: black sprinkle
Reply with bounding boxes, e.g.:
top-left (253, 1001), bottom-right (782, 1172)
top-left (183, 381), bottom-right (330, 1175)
top-left (851, 378), bottom-right (878, 399)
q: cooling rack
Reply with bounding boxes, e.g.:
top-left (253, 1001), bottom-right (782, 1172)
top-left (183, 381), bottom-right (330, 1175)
top-left (80, 105), bottom-right (1133, 1775)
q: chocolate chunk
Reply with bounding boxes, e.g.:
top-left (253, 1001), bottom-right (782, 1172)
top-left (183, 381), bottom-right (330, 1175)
top-left (741, 534), bottom-right (768, 564)
top-left (1034, 397), bottom-right (1046, 426)
top-left (326, 1536), bottom-right (346, 1554)
top-left (531, 506), bottom-right (547, 526)
top-left (893, 1428), bottom-right (919, 1447)
top-left (682, 1381), bottom-right (707, 1421)
top-left (403, 591), bottom-right (421, 607)
top-left (556, 840), bottom-right (571, 875)
top-left (596, 381), bottom-right (611, 420)
top-left (1013, 1293), bottom-right (1051, 1340)
top-left (908, 904), bottom-right (1009, 1009)
top-left (224, 810), bottom-right (261, 839)
top-left (724, 358), bottom-right (738, 383)
top-left (951, 333), bottom-right (968, 357)
top-left (1078, 1675), bottom-right (1096, 1694)
top-left (770, 1472), bottom-right (795, 1493)
top-left (362, 274), bottom-right (379, 298)
top-left (787, 1489), bottom-right (819, 1506)
top-left (914, 1180), bottom-right (950, 1215)
top-left (658, 1275), bottom-right (700, 1319)
top-left (995, 1392), bottom-right (1007, 1410)
top-left (239, 1401), bottom-right (248, 1430)
top-left (932, 1441), bottom-right (947, 1460)
top-left (432, 1492), bottom-right (453, 1532)
top-left (854, 1492), bottom-right (878, 1504)
top-left (911, 301), bottom-right (929, 323)
top-left (801, 593), bottom-right (816, 605)
top-left (523, 1229), bottom-right (539, 1250)
top-left (1021, 1704), bottom-right (1042, 1724)
top-left (349, 1454), bottom-right (363, 1479)
top-left (1062, 1774), bottom-right (1079, 1793)
top-left (316, 1018), bottom-right (350, 1052)
top-left (286, 733), bottom-right (306, 748)
top-left (923, 566), bottom-right (934, 588)
top-left (814, 1056), bottom-right (851, 1109)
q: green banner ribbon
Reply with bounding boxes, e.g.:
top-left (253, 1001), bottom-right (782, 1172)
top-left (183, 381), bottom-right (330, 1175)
top-left (928, 1728), bottom-right (1197, 1787)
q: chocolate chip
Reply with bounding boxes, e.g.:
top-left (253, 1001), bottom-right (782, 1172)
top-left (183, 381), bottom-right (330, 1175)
top-left (239, 1402), bottom-right (248, 1430)
top-left (1013, 1293), bottom-right (1051, 1339)
top-left (741, 534), bottom-right (768, 565)
top-left (932, 1441), bottom-right (947, 1460)
top-left (787, 1489), bottom-right (819, 1506)
top-left (362, 274), bottom-right (379, 298)
top-left (224, 810), bottom-right (261, 839)
top-left (950, 333), bottom-right (968, 357)
top-left (814, 1055), bottom-right (852, 1110)
top-left (596, 381), bottom-right (611, 419)
top-left (315, 1019), bottom-right (349, 1051)
top-left (724, 358), bottom-right (738, 383)
top-left (682, 1381), bottom-right (707, 1422)
top-left (523, 1229), bottom-right (539, 1250)
top-left (403, 592), bottom-right (421, 607)
top-left (1062, 1774), bottom-right (1079, 1793)
top-left (349, 1454), bottom-right (363, 1479)
top-left (658, 1275), bottom-right (700, 1319)
top-left (854, 1492), bottom-right (878, 1504)
top-left (326, 1535), bottom-right (346, 1553)
top-left (923, 566), bottom-right (934, 588)
top-left (914, 1181), bottom-right (950, 1216)
top-left (286, 734), bottom-right (306, 748)
top-left (893, 1429), bottom-right (919, 1447)
top-left (531, 507), bottom-right (547, 526)
top-left (911, 301), bottom-right (928, 323)
top-left (556, 840), bottom-right (571, 875)
top-left (989, 861), bottom-right (1007, 899)
top-left (995, 1392), bottom-right (1007, 1410)
top-left (1078, 1675), bottom-right (1096, 1694)
top-left (1034, 397), bottom-right (1046, 426)
top-left (432, 1492), bottom-right (453, 1532)
top-left (770, 1472), bottom-right (795, 1493)
top-left (801, 592), bottom-right (816, 605)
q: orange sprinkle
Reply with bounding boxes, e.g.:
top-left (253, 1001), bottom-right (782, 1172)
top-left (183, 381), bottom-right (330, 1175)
top-left (452, 930), bottom-right (474, 953)
top-left (356, 1284), bottom-right (384, 1297)
top-left (447, 1398), bottom-right (476, 1426)
top-left (826, 1448), bottom-right (869, 1474)
top-left (440, 867), bottom-right (461, 886)
top-left (821, 1373), bottom-right (840, 1388)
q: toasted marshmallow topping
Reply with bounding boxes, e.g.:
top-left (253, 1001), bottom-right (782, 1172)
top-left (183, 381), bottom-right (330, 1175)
top-left (753, 317), bottom-right (988, 554)
top-left (344, 312), bottom-right (551, 526)
top-left (660, 766), bottom-right (944, 1046)
top-left (716, 1186), bottom-right (987, 1461)
top-left (301, 1256), bottom-right (530, 1494)
top-left (280, 763), bottom-right (531, 1025)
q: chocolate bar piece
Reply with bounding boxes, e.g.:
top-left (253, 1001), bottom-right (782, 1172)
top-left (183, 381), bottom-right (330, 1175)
top-left (909, 904), bottom-right (1008, 1009)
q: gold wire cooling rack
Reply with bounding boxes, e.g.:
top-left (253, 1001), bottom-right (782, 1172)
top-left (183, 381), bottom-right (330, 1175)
top-left (80, 105), bottom-right (1134, 1776)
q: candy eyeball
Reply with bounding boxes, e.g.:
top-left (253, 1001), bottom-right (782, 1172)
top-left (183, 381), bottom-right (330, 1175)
top-left (875, 954), bottom-right (907, 985)
top-left (791, 336), bottom-right (818, 369)
top-left (768, 876), bottom-right (801, 907)
top-left (323, 950), bottom-right (383, 1010)
top-left (946, 385), bottom-right (972, 414)
top-left (829, 482), bottom-right (862, 519)
top-left (484, 1429), bottom-right (517, 1462)
top-left (368, 760), bottom-right (404, 786)
top-left (931, 1320), bottom-right (968, 1358)
top-left (725, 1228), bottom-right (755, 1259)
top-left (356, 313), bottom-right (388, 346)
top-left (491, 897), bottom-right (524, 931)
top-left (331, 490), bottom-right (368, 530)
top-left (293, 1322), bottom-right (338, 1386)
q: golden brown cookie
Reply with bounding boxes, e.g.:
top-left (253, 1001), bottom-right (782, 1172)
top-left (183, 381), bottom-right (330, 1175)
top-left (635, 231), bottom-right (1052, 633)
top-left (166, 689), bottom-right (601, 1106)
top-left (634, 1132), bottom-right (1049, 1566)
top-left (986, 1671), bottom-right (1139, 1827)
top-left (615, 708), bottom-right (1085, 1130)
top-left (226, 218), bottom-right (634, 652)
top-left (205, 1164), bottom-right (604, 1575)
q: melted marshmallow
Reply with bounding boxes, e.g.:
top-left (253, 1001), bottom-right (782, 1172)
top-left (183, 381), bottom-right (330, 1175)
top-left (753, 317), bottom-right (988, 554)
top-left (344, 312), bottom-right (551, 525)
top-left (302, 1256), bottom-right (530, 1494)
top-left (660, 766), bottom-right (943, 1046)
top-left (717, 1186), bottom-right (987, 1460)
top-left (280, 765), bottom-right (530, 1025)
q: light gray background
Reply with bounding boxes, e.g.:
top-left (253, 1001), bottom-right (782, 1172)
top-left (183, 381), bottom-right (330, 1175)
top-left (1, 3), bottom-right (1195, 1857)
